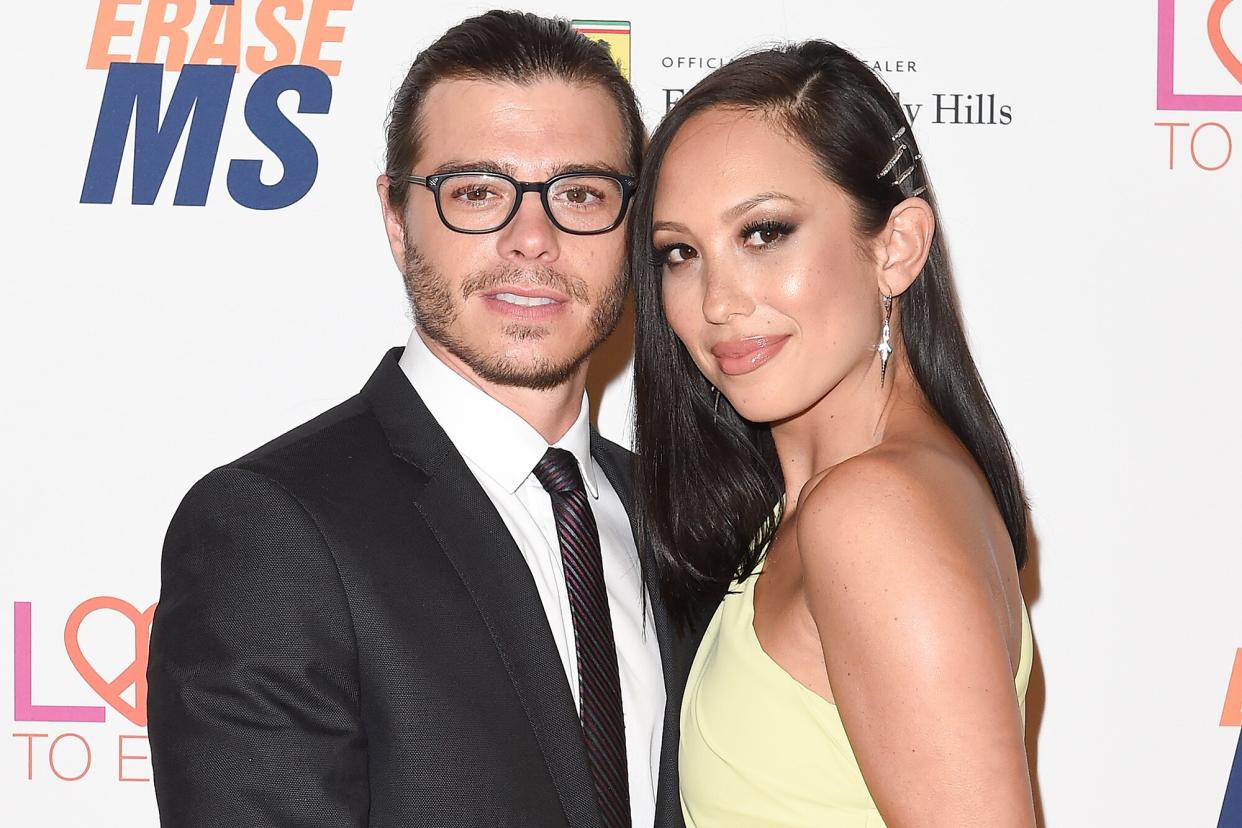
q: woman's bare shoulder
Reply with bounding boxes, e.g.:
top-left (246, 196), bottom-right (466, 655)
top-left (792, 441), bottom-right (1033, 826)
top-left (793, 436), bottom-right (1014, 640)
top-left (795, 437), bottom-right (992, 562)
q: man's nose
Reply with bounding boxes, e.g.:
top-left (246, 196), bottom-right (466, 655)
top-left (495, 191), bottom-right (560, 263)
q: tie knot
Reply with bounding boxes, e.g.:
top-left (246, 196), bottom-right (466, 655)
top-left (533, 447), bottom-right (585, 495)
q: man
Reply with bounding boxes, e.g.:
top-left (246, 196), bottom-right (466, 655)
top-left (148, 11), bottom-right (694, 827)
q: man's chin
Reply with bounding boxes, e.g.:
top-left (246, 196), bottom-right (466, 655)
top-left (472, 354), bottom-right (588, 390)
top-left (499, 323), bottom-right (552, 343)
top-left (433, 334), bottom-right (590, 391)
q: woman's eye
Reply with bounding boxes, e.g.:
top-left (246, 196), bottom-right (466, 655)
top-left (742, 221), bottom-right (795, 248)
top-left (664, 244), bottom-right (698, 266)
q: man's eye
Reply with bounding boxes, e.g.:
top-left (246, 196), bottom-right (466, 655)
top-left (564, 187), bottom-right (596, 204)
top-left (457, 187), bottom-right (494, 202)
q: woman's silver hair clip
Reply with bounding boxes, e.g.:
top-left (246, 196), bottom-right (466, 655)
top-left (877, 126), bottom-right (927, 197)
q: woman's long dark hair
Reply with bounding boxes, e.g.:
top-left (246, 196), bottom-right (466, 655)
top-left (631, 41), bottom-right (1028, 621)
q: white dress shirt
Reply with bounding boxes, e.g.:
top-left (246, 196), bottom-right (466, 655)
top-left (398, 328), bottom-right (665, 827)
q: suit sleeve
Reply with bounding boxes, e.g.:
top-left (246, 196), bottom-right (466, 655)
top-left (147, 467), bottom-right (368, 827)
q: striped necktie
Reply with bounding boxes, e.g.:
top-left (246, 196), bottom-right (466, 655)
top-left (533, 447), bottom-right (631, 828)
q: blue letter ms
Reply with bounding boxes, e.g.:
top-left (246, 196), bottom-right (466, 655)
top-left (80, 63), bottom-right (332, 210)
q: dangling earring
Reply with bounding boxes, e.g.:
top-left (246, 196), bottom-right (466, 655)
top-left (877, 294), bottom-right (894, 386)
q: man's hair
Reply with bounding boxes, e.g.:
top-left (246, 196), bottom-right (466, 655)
top-left (383, 10), bottom-right (643, 212)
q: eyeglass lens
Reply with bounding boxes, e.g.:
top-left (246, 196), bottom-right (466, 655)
top-left (437, 174), bottom-right (624, 232)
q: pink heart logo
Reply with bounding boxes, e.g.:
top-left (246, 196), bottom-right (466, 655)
top-left (63, 597), bottom-right (157, 726)
top-left (1209, 0), bottom-right (1242, 84)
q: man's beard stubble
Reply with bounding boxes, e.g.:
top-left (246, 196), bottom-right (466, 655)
top-left (402, 239), bottom-right (627, 391)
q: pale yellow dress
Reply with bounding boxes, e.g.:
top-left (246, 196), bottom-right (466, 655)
top-left (679, 555), bottom-right (1032, 827)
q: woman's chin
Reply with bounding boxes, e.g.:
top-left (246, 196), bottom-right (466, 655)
top-left (724, 397), bottom-right (788, 425)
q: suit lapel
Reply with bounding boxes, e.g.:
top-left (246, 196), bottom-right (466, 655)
top-left (363, 350), bottom-right (601, 828)
top-left (414, 465), bottom-right (602, 828)
top-left (591, 432), bottom-right (687, 828)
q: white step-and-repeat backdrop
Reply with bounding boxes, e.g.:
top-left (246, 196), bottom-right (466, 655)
top-left (3, 1), bottom-right (1240, 825)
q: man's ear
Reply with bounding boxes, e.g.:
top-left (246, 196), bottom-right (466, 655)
top-left (376, 174), bottom-right (408, 271)
top-left (872, 196), bottom-right (935, 297)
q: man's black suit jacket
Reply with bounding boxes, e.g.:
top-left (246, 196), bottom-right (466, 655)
top-left (147, 348), bottom-right (698, 827)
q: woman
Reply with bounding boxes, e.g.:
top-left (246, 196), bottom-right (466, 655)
top-left (631, 42), bottom-right (1036, 826)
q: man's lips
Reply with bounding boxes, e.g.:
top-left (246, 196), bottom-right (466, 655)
top-left (480, 285), bottom-right (570, 320)
top-left (710, 335), bottom-right (791, 375)
top-left (481, 285), bottom-right (570, 304)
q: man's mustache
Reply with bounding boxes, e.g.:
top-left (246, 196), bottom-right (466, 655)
top-left (460, 266), bottom-right (590, 304)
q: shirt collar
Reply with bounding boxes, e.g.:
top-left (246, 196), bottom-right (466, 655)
top-left (397, 328), bottom-right (599, 498)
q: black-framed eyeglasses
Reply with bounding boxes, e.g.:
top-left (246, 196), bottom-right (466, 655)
top-left (402, 170), bottom-right (637, 235)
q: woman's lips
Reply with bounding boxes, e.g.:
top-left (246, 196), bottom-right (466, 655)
top-left (710, 335), bottom-right (791, 376)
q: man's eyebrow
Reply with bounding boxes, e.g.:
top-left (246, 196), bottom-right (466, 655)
top-left (428, 160), bottom-right (629, 179)
top-left (431, 160), bottom-right (512, 176)
top-left (545, 161), bottom-right (628, 178)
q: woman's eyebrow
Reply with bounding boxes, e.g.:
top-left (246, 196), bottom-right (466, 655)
top-left (652, 219), bottom-right (690, 233)
top-left (721, 191), bottom-right (799, 221)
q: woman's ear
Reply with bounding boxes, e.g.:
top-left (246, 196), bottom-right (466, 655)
top-left (872, 197), bottom-right (935, 297)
